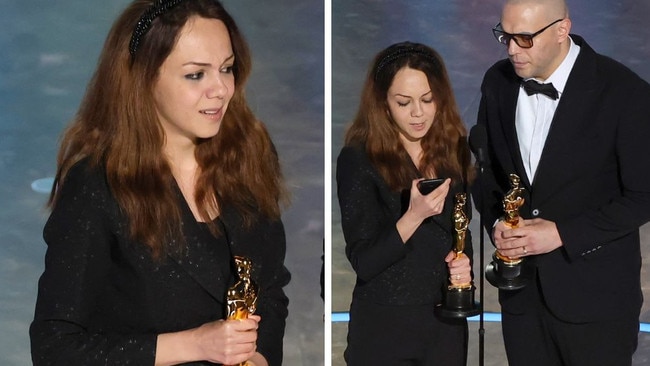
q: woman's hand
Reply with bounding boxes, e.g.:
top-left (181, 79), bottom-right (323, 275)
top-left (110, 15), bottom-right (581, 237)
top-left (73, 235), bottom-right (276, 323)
top-left (397, 178), bottom-right (451, 243)
top-left (445, 251), bottom-right (472, 286)
top-left (155, 315), bottom-right (260, 366)
top-left (193, 315), bottom-right (260, 365)
top-left (409, 178), bottom-right (451, 220)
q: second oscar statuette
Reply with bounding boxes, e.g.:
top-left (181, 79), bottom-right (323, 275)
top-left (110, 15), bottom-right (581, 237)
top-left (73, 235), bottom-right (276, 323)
top-left (485, 173), bottom-right (532, 290)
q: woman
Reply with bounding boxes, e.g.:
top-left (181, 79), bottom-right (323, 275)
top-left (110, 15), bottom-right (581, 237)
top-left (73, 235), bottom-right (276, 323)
top-left (336, 41), bottom-right (474, 365)
top-left (29, 1), bottom-right (290, 365)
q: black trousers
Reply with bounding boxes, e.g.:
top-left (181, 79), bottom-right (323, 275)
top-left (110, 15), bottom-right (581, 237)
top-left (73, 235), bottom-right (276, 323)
top-left (502, 275), bottom-right (639, 366)
top-left (344, 298), bottom-right (468, 366)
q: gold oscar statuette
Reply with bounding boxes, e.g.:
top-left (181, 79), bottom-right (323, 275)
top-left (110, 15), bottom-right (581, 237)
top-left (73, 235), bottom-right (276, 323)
top-left (226, 256), bottom-right (259, 366)
top-left (485, 173), bottom-right (531, 290)
top-left (494, 173), bottom-right (525, 264)
top-left (451, 193), bottom-right (472, 290)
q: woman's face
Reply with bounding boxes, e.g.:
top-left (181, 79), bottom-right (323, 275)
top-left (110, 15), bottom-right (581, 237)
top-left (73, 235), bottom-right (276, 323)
top-left (386, 67), bottom-right (437, 145)
top-left (153, 16), bottom-right (235, 149)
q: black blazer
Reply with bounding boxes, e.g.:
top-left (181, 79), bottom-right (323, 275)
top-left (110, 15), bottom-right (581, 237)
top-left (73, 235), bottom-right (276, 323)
top-left (474, 35), bottom-right (650, 322)
top-left (337, 145), bottom-right (473, 306)
top-left (30, 160), bottom-right (290, 366)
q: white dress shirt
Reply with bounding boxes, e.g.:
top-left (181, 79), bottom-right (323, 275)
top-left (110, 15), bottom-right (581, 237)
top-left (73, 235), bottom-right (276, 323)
top-left (516, 37), bottom-right (581, 183)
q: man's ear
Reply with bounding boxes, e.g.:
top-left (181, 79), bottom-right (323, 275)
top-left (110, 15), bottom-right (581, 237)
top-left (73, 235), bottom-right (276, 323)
top-left (557, 18), bottom-right (572, 42)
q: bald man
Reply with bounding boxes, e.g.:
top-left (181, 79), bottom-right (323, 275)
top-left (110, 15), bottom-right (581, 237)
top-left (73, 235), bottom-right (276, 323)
top-left (473, 0), bottom-right (650, 364)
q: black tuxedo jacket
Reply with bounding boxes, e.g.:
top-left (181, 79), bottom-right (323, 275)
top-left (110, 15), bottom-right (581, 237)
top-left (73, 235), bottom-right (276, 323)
top-left (474, 35), bottom-right (650, 323)
top-left (30, 160), bottom-right (290, 365)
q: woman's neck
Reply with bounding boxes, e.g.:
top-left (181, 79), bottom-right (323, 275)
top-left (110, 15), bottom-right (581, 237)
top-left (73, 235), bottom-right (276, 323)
top-left (400, 135), bottom-right (423, 168)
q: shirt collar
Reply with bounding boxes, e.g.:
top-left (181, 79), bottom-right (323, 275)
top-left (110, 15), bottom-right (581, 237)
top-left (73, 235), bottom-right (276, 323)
top-left (527, 36), bottom-right (581, 97)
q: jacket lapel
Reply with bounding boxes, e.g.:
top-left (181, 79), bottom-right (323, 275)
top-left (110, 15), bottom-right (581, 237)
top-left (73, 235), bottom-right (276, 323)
top-left (531, 36), bottom-right (603, 202)
top-left (500, 73), bottom-right (532, 189)
top-left (166, 186), bottom-right (232, 303)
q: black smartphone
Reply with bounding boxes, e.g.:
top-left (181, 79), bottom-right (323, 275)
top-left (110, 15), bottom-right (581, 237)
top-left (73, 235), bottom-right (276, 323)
top-left (417, 178), bottom-right (446, 195)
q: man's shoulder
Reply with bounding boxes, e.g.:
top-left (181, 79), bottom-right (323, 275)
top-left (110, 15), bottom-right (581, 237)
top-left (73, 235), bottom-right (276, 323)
top-left (574, 34), bottom-right (648, 85)
top-left (482, 59), bottom-right (518, 88)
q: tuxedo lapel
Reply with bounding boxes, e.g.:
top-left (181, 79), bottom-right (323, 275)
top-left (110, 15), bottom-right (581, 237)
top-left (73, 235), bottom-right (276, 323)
top-left (531, 36), bottom-right (604, 202)
top-left (500, 75), bottom-right (532, 188)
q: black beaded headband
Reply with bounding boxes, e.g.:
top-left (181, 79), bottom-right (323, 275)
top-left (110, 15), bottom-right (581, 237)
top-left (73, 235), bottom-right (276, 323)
top-left (374, 47), bottom-right (439, 80)
top-left (129, 0), bottom-right (187, 58)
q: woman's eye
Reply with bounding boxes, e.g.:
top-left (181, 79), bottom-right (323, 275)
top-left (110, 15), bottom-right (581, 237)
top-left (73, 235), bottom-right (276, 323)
top-left (422, 98), bottom-right (434, 104)
top-left (397, 101), bottom-right (409, 107)
top-left (220, 65), bottom-right (234, 74)
top-left (185, 72), bottom-right (205, 80)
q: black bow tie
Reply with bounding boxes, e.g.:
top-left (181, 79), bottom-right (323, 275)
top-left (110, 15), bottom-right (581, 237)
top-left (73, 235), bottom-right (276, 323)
top-left (522, 79), bottom-right (558, 100)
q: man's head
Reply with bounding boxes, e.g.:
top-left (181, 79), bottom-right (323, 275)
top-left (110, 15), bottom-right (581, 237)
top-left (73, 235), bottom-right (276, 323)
top-left (497, 0), bottom-right (571, 80)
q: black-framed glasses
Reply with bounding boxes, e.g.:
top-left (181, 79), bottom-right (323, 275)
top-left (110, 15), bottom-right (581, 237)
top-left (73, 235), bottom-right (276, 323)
top-left (492, 19), bottom-right (564, 48)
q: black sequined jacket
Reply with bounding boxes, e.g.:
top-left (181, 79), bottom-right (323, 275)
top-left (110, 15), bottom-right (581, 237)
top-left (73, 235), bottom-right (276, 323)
top-left (30, 160), bottom-right (290, 366)
top-left (336, 145), bottom-right (473, 306)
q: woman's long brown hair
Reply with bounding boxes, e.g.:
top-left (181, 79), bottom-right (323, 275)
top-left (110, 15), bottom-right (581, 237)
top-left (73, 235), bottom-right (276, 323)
top-left (345, 41), bottom-right (473, 191)
top-left (50, 0), bottom-right (287, 258)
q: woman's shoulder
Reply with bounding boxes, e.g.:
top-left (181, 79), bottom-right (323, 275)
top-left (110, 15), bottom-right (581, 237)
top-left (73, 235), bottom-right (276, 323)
top-left (336, 144), bottom-right (391, 195)
top-left (57, 158), bottom-right (111, 201)
top-left (337, 144), bottom-right (368, 166)
top-left (64, 158), bottom-right (105, 183)
top-left (46, 158), bottom-right (119, 238)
